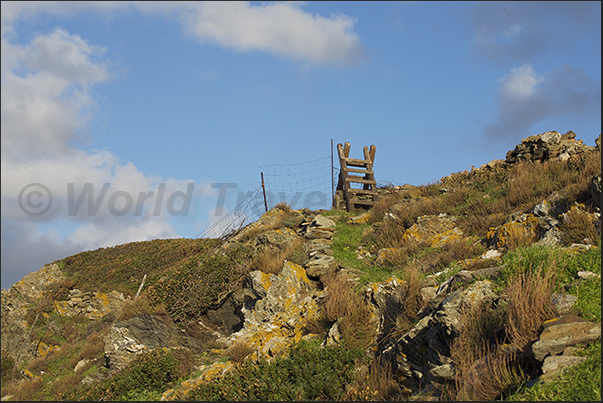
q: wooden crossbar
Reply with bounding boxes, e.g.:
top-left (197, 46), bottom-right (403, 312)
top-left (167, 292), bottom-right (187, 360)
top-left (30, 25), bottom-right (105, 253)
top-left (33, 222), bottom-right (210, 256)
top-left (336, 142), bottom-right (377, 212)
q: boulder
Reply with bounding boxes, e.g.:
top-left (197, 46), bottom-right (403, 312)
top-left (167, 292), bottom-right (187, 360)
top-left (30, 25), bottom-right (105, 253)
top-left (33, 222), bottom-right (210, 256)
top-left (226, 262), bottom-right (322, 360)
top-left (104, 314), bottom-right (202, 372)
top-left (402, 214), bottom-right (459, 246)
top-left (532, 315), bottom-right (601, 361)
top-left (486, 213), bottom-right (539, 249)
top-left (590, 174), bottom-right (601, 206)
top-left (389, 280), bottom-right (498, 392)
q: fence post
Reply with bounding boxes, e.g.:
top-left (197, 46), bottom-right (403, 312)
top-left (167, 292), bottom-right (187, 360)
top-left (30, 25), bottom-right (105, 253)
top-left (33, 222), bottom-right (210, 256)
top-left (261, 172), bottom-right (268, 212)
top-left (331, 139), bottom-right (335, 208)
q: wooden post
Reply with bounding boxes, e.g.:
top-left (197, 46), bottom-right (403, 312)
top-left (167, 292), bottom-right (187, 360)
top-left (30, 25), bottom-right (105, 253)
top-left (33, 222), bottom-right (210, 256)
top-left (261, 172), bottom-right (268, 212)
top-left (135, 274), bottom-right (147, 300)
top-left (331, 139), bottom-right (334, 208)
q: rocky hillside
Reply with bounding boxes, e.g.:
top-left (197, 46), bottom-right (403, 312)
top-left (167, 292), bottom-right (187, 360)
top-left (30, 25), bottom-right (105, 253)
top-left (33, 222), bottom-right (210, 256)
top-left (1, 130), bottom-right (601, 401)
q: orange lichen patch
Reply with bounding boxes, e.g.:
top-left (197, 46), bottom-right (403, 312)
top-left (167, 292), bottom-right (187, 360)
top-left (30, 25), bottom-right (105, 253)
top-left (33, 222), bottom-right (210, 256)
top-left (21, 369), bottom-right (43, 382)
top-left (284, 261), bottom-right (311, 285)
top-left (349, 212), bottom-right (371, 224)
top-left (258, 271), bottom-right (273, 290)
top-left (37, 342), bottom-right (60, 357)
top-left (53, 300), bottom-right (70, 316)
top-left (486, 213), bottom-right (539, 249)
top-left (430, 227), bottom-right (464, 248)
top-left (262, 208), bottom-right (287, 220)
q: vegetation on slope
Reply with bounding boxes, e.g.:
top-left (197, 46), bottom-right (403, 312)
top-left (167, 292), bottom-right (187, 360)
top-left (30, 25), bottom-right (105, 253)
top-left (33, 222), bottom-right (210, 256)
top-left (1, 143), bottom-right (600, 401)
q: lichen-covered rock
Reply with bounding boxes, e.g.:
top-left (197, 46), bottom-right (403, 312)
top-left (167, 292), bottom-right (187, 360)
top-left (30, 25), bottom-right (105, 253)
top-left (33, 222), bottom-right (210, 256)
top-left (365, 276), bottom-right (407, 339)
top-left (104, 314), bottom-right (202, 372)
top-left (385, 280), bottom-right (498, 393)
top-left (7, 263), bottom-right (64, 302)
top-left (1, 263), bottom-right (65, 363)
top-left (486, 213), bottom-right (539, 249)
top-left (402, 214), bottom-right (458, 246)
top-left (225, 262), bottom-right (322, 360)
top-left (54, 290), bottom-right (126, 319)
top-left (161, 360), bottom-right (235, 401)
top-left (254, 227), bottom-right (299, 248)
top-left (505, 131), bottom-right (594, 164)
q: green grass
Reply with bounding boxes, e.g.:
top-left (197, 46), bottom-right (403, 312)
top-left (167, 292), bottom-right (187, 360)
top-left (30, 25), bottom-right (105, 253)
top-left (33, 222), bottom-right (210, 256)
top-left (331, 221), bottom-right (370, 269)
top-left (55, 238), bottom-right (218, 297)
top-left (497, 244), bottom-right (601, 322)
top-left (506, 341), bottom-right (601, 401)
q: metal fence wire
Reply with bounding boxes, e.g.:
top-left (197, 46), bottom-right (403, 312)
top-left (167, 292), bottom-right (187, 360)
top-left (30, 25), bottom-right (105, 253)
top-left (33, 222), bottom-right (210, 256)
top-left (197, 156), bottom-right (337, 239)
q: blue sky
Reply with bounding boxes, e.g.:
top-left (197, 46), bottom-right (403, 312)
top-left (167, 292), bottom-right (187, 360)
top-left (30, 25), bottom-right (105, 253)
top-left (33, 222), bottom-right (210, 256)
top-left (1, 1), bottom-right (601, 289)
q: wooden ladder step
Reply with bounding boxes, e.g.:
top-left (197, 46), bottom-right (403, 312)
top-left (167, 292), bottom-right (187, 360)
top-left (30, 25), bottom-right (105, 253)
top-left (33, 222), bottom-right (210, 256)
top-left (343, 167), bottom-right (374, 175)
top-left (345, 177), bottom-right (376, 185)
top-left (344, 158), bottom-right (370, 167)
top-left (347, 188), bottom-right (377, 195)
top-left (350, 199), bottom-right (377, 206)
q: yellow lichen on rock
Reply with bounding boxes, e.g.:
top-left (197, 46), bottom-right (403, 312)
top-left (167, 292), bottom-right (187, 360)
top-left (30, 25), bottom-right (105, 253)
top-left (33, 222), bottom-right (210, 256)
top-left (487, 213), bottom-right (539, 249)
top-left (37, 342), bottom-right (60, 357)
top-left (430, 227), bottom-right (464, 248)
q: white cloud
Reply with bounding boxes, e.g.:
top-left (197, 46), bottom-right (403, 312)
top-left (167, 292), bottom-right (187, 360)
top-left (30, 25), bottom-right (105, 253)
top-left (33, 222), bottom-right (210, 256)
top-left (178, 2), bottom-right (364, 65)
top-left (0, 1), bottom-right (363, 288)
top-left (498, 65), bottom-right (544, 102)
top-left (0, 23), bottom-right (198, 289)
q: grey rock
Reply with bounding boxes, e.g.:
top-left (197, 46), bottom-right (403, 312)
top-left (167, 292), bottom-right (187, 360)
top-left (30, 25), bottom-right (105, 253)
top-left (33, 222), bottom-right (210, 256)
top-left (429, 363), bottom-right (455, 380)
top-left (590, 174), bottom-right (601, 206)
top-left (541, 355), bottom-right (586, 375)
top-left (304, 229), bottom-right (333, 240)
top-left (311, 215), bottom-right (336, 231)
top-left (532, 315), bottom-right (601, 361)
top-left (550, 293), bottom-right (577, 315)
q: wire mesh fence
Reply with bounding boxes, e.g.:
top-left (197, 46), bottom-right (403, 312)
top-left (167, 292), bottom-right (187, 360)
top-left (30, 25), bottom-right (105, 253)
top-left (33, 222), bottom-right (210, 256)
top-left (196, 185), bottom-right (265, 240)
top-left (197, 156), bottom-right (338, 240)
top-left (260, 156), bottom-right (336, 211)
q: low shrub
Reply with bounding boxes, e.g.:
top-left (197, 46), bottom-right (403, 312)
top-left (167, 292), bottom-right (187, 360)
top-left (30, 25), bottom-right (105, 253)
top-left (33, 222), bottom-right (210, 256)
top-left (70, 348), bottom-right (193, 401)
top-left (187, 341), bottom-right (362, 401)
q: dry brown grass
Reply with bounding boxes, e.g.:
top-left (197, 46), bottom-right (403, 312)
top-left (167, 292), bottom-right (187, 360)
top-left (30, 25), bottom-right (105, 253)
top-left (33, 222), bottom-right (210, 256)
top-left (322, 271), bottom-right (376, 349)
top-left (450, 298), bottom-right (526, 400)
top-left (346, 357), bottom-right (400, 400)
top-left (323, 271), bottom-right (356, 322)
top-left (78, 332), bottom-right (106, 361)
top-left (505, 150), bottom-right (601, 210)
top-left (367, 192), bottom-right (402, 224)
top-left (227, 340), bottom-right (255, 363)
top-left (274, 201), bottom-right (292, 214)
top-left (505, 263), bottom-right (559, 347)
top-left (455, 344), bottom-right (527, 401)
top-left (400, 265), bottom-right (426, 323)
top-left (558, 205), bottom-right (600, 246)
top-left (116, 296), bottom-right (168, 321)
top-left (302, 316), bottom-right (330, 339)
top-left (248, 237), bottom-right (304, 274)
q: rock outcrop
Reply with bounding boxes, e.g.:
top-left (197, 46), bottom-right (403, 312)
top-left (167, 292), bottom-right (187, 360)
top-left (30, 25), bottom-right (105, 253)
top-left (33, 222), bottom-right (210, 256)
top-left (504, 130), bottom-right (594, 164)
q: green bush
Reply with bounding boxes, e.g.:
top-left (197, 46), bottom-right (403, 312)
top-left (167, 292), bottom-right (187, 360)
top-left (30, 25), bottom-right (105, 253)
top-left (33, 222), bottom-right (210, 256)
top-left (70, 348), bottom-right (191, 401)
top-left (188, 341), bottom-right (363, 401)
